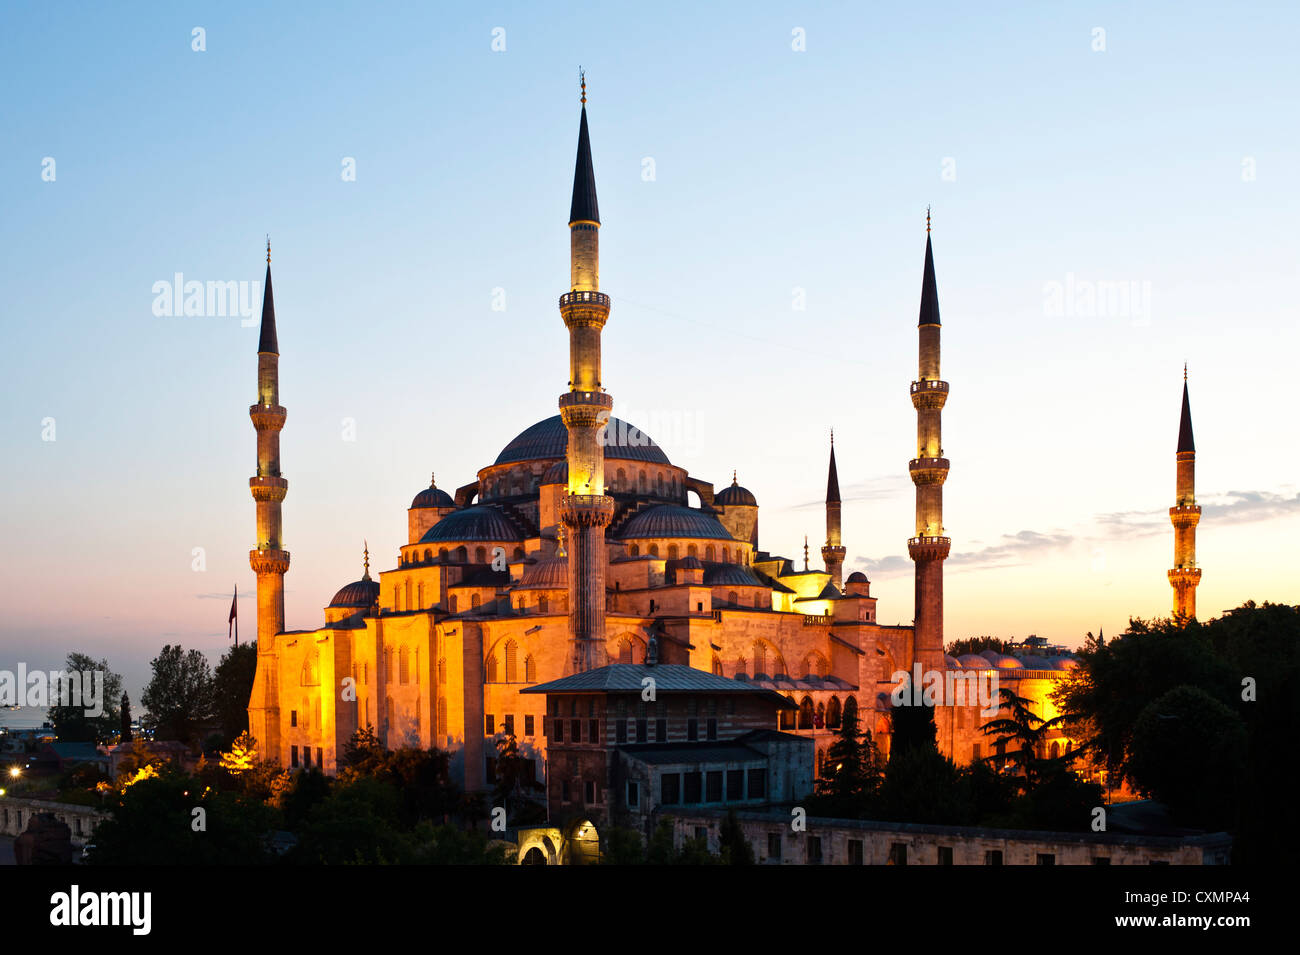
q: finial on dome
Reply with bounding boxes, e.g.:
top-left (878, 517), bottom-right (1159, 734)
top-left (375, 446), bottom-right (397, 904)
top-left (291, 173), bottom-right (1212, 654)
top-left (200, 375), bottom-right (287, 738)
top-left (580, 68), bottom-right (586, 106)
top-left (430, 471), bottom-right (437, 488)
top-left (556, 524), bottom-right (567, 558)
top-left (362, 540), bottom-right (371, 580)
top-left (732, 469), bottom-right (738, 486)
top-left (925, 207), bottom-right (931, 234)
top-left (266, 235), bottom-right (271, 265)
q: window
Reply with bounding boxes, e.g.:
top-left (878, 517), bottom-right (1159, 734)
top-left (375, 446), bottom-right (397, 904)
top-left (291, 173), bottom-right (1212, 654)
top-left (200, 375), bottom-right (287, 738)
top-left (655, 718), bottom-right (667, 741)
top-left (847, 839), bottom-right (864, 865)
top-left (1037, 853), bottom-right (1056, 866)
top-left (524, 655), bottom-right (536, 682)
top-left (524, 714), bottom-right (534, 737)
top-left (485, 654), bottom-right (498, 683)
top-left (449, 595), bottom-right (458, 613)
top-left (747, 768), bottom-right (767, 799)
top-left (985, 849), bottom-right (1003, 865)
top-left (767, 833), bottom-right (781, 861)
top-left (504, 714), bottom-right (515, 736)
top-left (938, 846), bottom-right (954, 865)
top-left (588, 719), bottom-right (599, 743)
top-left (1093, 856), bottom-right (1111, 865)
top-left (636, 718), bottom-right (647, 743)
top-left (571, 718), bottom-right (582, 741)
top-left (627, 781), bottom-right (639, 807)
top-left (399, 646), bottom-right (409, 684)
top-left (706, 771), bottom-right (723, 802)
top-left (888, 843), bottom-right (908, 866)
top-left (316, 748), bottom-right (322, 767)
top-left (661, 773), bottom-right (680, 805)
top-left (687, 718), bottom-right (698, 741)
top-left (290, 710), bottom-right (297, 727)
top-left (726, 769), bottom-right (744, 800)
top-left (706, 717), bottom-right (717, 740)
top-left (696, 602), bottom-right (703, 612)
top-left (808, 836), bottom-right (824, 865)
top-left (553, 719), bottom-right (564, 742)
top-left (303, 747), bottom-right (311, 768)
top-left (485, 714), bottom-right (495, 736)
top-left (684, 772), bottom-right (702, 803)
top-left (562, 780), bottom-right (570, 802)
top-left (616, 719), bottom-right (627, 743)
top-left (585, 779), bottom-right (597, 804)
top-left (972, 743), bottom-right (981, 761)
top-left (291, 745), bottom-right (299, 768)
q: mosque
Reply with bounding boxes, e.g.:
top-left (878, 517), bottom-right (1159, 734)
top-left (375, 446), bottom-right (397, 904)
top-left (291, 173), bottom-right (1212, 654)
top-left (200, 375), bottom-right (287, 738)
top-left (243, 82), bottom-right (1200, 792)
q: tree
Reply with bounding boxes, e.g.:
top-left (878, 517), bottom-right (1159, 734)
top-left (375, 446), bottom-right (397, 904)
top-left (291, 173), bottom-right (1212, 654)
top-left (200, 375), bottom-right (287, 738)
top-left (946, 636), bottom-right (1013, 657)
top-left (219, 731), bottom-right (259, 774)
top-left (119, 692), bottom-right (132, 742)
top-left (141, 644), bottom-right (215, 743)
top-left (876, 701), bottom-right (967, 824)
top-left (492, 734), bottom-right (545, 826)
top-left (211, 643), bottom-right (258, 746)
top-left (812, 704), bottom-right (883, 816)
top-left (979, 687), bottom-right (1069, 792)
top-left (46, 652), bottom-right (123, 744)
top-left (718, 809), bottom-right (755, 865)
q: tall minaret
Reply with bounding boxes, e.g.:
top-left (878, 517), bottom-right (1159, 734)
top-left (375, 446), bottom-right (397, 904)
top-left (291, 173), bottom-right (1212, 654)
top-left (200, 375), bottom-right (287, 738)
top-left (247, 239), bottom-right (289, 761)
top-left (1168, 366), bottom-right (1201, 620)
top-left (560, 74), bottom-right (614, 673)
top-left (821, 431), bottom-right (845, 590)
top-left (908, 210), bottom-right (950, 674)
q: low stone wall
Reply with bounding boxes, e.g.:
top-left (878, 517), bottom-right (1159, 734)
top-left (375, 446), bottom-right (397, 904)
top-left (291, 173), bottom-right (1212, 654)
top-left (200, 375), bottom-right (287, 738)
top-left (664, 809), bottom-right (1232, 865)
top-left (0, 797), bottom-right (106, 845)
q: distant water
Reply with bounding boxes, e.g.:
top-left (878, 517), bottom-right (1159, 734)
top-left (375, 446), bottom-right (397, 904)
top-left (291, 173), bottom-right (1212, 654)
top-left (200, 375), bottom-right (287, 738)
top-left (0, 707), bottom-right (53, 731)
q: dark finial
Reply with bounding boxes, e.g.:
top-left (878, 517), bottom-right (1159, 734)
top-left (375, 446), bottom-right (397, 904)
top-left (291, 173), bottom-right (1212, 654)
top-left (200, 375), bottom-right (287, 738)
top-left (804, 535), bottom-right (809, 571)
top-left (1184, 362), bottom-right (1188, 382)
top-left (926, 206), bottom-right (931, 234)
top-left (580, 68), bottom-right (586, 106)
top-left (430, 471), bottom-right (436, 488)
top-left (830, 427), bottom-right (834, 447)
top-left (266, 235), bottom-right (271, 265)
top-left (362, 540), bottom-right (371, 580)
top-left (732, 469), bottom-right (738, 486)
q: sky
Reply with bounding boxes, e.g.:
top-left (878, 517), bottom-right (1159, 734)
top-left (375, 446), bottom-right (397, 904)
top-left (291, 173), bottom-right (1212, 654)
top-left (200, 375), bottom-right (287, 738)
top-left (1, 1), bottom-right (1297, 703)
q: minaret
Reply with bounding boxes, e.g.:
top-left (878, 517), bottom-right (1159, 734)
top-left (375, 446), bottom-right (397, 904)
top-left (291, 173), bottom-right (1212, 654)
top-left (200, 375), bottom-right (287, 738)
top-left (908, 210), bottom-right (950, 674)
top-left (821, 430), bottom-right (845, 590)
top-left (247, 239), bottom-right (289, 761)
top-left (560, 74), bottom-right (614, 672)
top-left (1168, 366), bottom-right (1201, 620)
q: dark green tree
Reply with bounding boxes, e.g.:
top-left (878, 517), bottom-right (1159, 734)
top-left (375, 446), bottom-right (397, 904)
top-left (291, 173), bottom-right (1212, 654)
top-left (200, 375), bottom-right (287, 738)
top-left (119, 692), bottom-right (133, 742)
top-left (141, 644), bottom-right (215, 743)
top-left (211, 642), bottom-right (258, 746)
top-left (718, 809), bottom-right (755, 865)
top-left (811, 704), bottom-right (883, 816)
top-left (492, 734), bottom-right (545, 826)
top-left (979, 687), bottom-right (1069, 791)
top-left (46, 652), bottom-right (123, 744)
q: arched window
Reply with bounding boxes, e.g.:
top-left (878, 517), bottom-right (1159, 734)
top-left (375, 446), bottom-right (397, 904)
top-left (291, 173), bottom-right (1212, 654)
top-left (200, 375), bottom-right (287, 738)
top-left (300, 652), bottom-right (320, 687)
top-left (405, 579), bottom-right (412, 609)
top-left (423, 549), bottom-right (431, 562)
top-left (455, 546), bottom-right (467, 562)
top-left (438, 548), bottom-right (448, 561)
top-left (617, 637), bottom-right (633, 665)
top-left (385, 696), bottom-right (394, 730)
top-left (617, 467), bottom-right (626, 490)
top-left (815, 701), bottom-right (825, 729)
top-left (705, 545), bottom-right (715, 561)
top-left (629, 544), bottom-right (639, 557)
top-left (657, 473), bottom-right (664, 495)
top-left (843, 695), bottom-right (858, 730)
top-left (538, 595), bottom-right (549, 613)
top-left (437, 658), bottom-right (446, 685)
top-left (475, 546), bottom-right (486, 563)
top-left (395, 588), bottom-right (404, 612)
top-left (711, 655), bottom-right (723, 676)
top-left (505, 640), bottom-right (519, 682)
top-left (524, 654), bottom-right (537, 683)
top-left (449, 595), bottom-right (458, 613)
top-left (471, 593), bottom-right (481, 610)
top-left (722, 547), bottom-right (729, 563)
top-left (436, 696), bottom-right (447, 738)
top-left (727, 590), bottom-right (738, 605)
top-left (735, 656), bottom-right (748, 679)
top-left (639, 470), bottom-right (647, 493)
top-left (1050, 741), bottom-right (1060, 760)
top-left (399, 646), bottom-right (410, 685)
top-left (752, 641), bottom-right (767, 678)
top-left (416, 583), bottom-right (424, 609)
top-left (827, 696), bottom-right (842, 728)
top-left (648, 544), bottom-right (659, 557)
top-left (668, 544), bottom-right (679, 559)
top-left (687, 544), bottom-right (697, 558)
top-left (514, 546), bottom-right (524, 558)
top-left (485, 654), bottom-right (498, 683)
top-left (799, 697), bottom-right (814, 729)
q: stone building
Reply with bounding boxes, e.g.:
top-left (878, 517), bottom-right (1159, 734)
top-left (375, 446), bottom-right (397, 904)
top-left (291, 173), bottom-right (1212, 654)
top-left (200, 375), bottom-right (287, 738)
top-left (243, 82), bottom-right (1150, 793)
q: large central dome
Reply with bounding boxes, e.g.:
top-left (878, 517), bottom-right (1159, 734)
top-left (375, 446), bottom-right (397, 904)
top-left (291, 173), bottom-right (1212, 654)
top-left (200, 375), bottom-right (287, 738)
top-left (494, 415), bottom-right (670, 466)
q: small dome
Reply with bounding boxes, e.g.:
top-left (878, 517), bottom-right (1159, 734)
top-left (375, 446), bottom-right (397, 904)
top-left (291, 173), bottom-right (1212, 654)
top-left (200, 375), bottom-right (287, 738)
top-left (328, 578), bottom-right (379, 609)
top-left (1018, 655), bottom-right (1051, 669)
top-left (944, 654), bottom-right (961, 669)
top-left (979, 649), bottom-right (1002, 662)
top-left (958, 654), bottom-right (992, 669)
top-left (411, 475), bottom-right (454, 509)
top-left (542, 460), bottom-right (568, 486)
top-left (715, 474), bottom-right (757, 507)
top-left (620, 504), bottom-right (734, 541)
top-left (992, 654), bottom-right (1023, 669)
top-left (675, 556), bottom-right (704, 569)
top-left (703, 564), bottom-right (763, 587)
top-left (419, 505), bottom-right (522, 543)
top-left (519, 556), bottom-right (567, 589)
top-left (846, 571), bottom-right (869, 584)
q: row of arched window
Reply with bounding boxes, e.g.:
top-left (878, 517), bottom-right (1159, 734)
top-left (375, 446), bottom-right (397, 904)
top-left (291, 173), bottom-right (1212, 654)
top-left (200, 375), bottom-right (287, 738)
top-left (626, 542), bottom-right (750, 565)
top-left (400, 544), bottom-right (526, 568)
top-left (485, 640), bottom-right (538, 683)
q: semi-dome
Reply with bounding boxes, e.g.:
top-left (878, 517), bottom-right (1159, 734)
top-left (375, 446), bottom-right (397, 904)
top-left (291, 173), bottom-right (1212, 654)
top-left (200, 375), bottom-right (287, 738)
top-left (411, 474), bottom-right (454, 509)
top-left (494, 415), bottom-right (670, 466)
top-left (703, 564), bottom-right (763, 587)
top-left (846, 571), bottom-right (869, 584)
top-left (419, 505), bottom-right (522, 543)
top-left (329, 577), bottom-right (380, 609)
top-left (542, 460), bottom-right (568, 485)
top-left (714, 474), bottom-right (757, 507)
top-left (518, 556), bottom-right (568, 589)
top-left (620, 504), bottom-right (734, 541)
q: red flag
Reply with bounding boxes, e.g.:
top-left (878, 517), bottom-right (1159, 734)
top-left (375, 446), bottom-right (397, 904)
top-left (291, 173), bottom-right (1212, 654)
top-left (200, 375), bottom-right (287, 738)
top-left (229, 585), bottom-right (238, 644)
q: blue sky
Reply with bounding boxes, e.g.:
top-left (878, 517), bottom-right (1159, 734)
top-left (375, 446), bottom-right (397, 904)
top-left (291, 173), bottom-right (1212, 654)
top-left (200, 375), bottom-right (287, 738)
top-left (2, 1), bottom-right (1297, 699)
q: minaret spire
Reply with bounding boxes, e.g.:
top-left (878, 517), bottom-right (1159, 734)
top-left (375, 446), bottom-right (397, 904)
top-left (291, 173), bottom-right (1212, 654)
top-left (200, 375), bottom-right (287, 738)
top-left (909, 212), bottom-right (951, 676)
top-left (362, 540), bottom-right (371, 581)
top-left (247, 241), bottom-right (290, 765)
top-left (1169, 368), bottom-right (1201, 620)
top-left (559, 81), bottom-right (614, 673)
top-left (821, 430), bottom-right (845, 589)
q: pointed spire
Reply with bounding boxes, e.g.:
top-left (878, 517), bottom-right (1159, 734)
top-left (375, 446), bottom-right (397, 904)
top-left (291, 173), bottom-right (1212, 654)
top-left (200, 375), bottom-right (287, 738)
top-left (803, 535), bottom-right (810, 571)
top-left (918, 211), bottom-right (940, 327)
top-left (826, 431), bottom-right (841, 503)
top-left (569, 74), bottom-right (600, 225)
top-left (1178, 369), bottom-right (1195, 453)
top-left (258, 240), bottom-right (278, 354)
top-left (362, 541), bottom-right (371, 581)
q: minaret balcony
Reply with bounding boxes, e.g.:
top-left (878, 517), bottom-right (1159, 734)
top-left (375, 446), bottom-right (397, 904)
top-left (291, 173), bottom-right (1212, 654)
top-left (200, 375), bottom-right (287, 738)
top-left (910, 379), bottom-right (949, 410)
top-left (908, 536), bottom-right (951, 561)
top-left (559, 391), bottom-right (614, 429)
top-left (1167, 567), bottom-right (1202, 583)
top-left (249, 548), bottom-right (291, 575)
top-left (559, 290), bottom-right (610, 308)
top-left (249, 475), bottom-right (288, 502)
top-left (560, 494), bottom-right (615, 527)
top-left (1169, 504), bottom-right (1202, 528)
top-left (249, 404), bottom-right (287, 430)
top-left (909, 457), bottom-right (950, 485)
top-left (559, 290), bottom-right (611, 329)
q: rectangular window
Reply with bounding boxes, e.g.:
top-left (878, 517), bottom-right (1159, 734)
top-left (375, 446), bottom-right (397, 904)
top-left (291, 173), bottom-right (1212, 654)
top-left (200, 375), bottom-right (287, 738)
top-left (562, 780), bottom-right (570, 802)
top-left (985, 849), bottom-right (1003, 865)
top-left (847, 839), bottom-right (864, 865)
top-left (972, 743), bottom-right (981, 761)
top-left (290, 710), bottom-right (297, 727)
top-left (747, 768), bottom-right (767, 800)
top-left (1093, 856), bottom-right (1111, 865)
top-left (589, 719), bottom-right (600, 744)
top-left (684, 771), bottom-right (702, 804)
top-left (485, 757), bottom-right (497, 784)
top-left (636, 718), bottom-right (647, 743)
top-left (767, 833), bottom-right (781, 862)
top-left (616, 719), bottom-right (627, 744)
top-left (938, 846), bottom-right (954, 865)
top-left (524, 714), bottom-right (534, 737)
top-left (660, 773), bottom-right (680, 805)
top-left (1037, 853), bottom-right (1056, 866)
top-left (553, 718), bottom-right (564, 742)
top-left (303, 746), bottom-right (311, 767)
top-left (291, 745), bottom-right (299, 768)
top-left (706, 770), bottom-right (723, 802)
top-left (485, 714), bottom-right (495, 736)
top-left (726, 769), bottom-right (744, 800)
top-left (316, 747), bottom-right (323, 768)
top-left (655, 718), bottom-right (667, 741)
top-left (571, 718), bottom-right (582, 742)
top-left (706, 718), bottom-right (717, 741)
top-left (888, 843), bottom-right (907, 866)
top-left (808, 836), bottom-right (823, 865)
top-left (627, 780), bottom-right (639, 807)
top-left (687, 718), bottom-right (698, 741)
top-left (585, 780), bottom-right (597, 804)
top-left (504, 714), bottom-right (515, 736)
